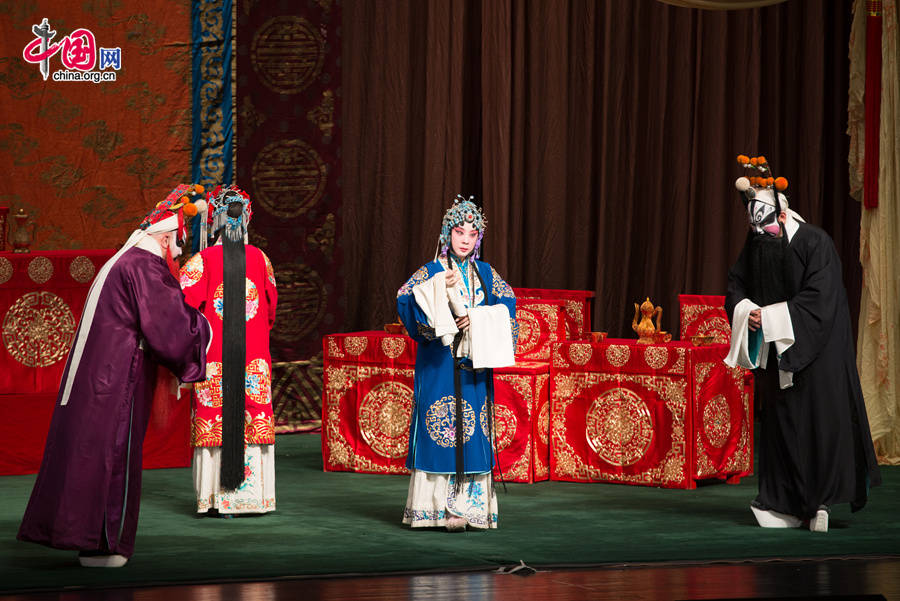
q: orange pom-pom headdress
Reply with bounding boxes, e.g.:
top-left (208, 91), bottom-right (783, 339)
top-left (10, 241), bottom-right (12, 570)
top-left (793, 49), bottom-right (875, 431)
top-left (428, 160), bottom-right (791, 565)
top-left (139, 184), bottom-right (207, 247)
top-left (733, 154), bottom-right (789, 212)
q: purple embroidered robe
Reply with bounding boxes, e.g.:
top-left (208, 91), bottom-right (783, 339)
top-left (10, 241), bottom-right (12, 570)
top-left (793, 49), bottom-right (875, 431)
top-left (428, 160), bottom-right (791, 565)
top-left (17, 247), bottom-right (210, 558)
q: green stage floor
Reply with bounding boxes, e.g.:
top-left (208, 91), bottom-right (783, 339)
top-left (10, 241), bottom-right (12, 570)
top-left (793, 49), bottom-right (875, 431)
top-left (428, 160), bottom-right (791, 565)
top-left (1, 433), bottom-right (897, 593)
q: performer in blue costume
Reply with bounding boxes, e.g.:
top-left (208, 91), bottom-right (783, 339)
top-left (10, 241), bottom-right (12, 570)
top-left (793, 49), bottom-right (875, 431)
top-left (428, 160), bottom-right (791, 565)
top-left (397, 195), bottom-right (517, 531)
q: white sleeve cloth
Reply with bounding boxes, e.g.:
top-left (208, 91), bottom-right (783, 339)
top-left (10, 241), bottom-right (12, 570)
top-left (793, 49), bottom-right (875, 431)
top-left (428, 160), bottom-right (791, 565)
top-left (468, 304), bottom-right (515, 370)
top-left (760, 301), bottom-right (795, 389)
top-left (725, 298), bottom-right (765, 370)
top-left (412, 271), bottom-right (458, 347)
top-left (725, 298), bottom-right (795, 389)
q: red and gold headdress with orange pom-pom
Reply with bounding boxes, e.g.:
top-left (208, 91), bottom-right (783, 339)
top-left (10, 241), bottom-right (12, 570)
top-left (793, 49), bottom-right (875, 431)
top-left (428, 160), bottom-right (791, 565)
top-left (138, 183), bottom-right (206, 245)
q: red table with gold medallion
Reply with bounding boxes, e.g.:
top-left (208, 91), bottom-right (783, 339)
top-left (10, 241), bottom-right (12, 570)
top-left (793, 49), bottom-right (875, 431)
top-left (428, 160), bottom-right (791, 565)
top-left (678, 294), bottom-right (731, 344)
top-left (492, 360), bottom-right (550, 483)
top-left (513, 288), bottom-right (594, 339)
top-left (0, 250), bottom-right (114, 394)
top-left (322, 331), bottom-right (417, 475)
top-left (321, 331), bottom-right (551, 482)
top-left (514, 298), bottom-right (566, 362)
top-left (0, 249), bottom-right (192, 475)
top-left (549, 338), bottom-right (752, 488)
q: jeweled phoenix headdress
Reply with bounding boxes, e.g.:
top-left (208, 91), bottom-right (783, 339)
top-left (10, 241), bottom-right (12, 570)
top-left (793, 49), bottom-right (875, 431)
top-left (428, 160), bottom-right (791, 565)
top-left (438, 194), bottom-right (487, 261)
top-left (207, 185), bottom-right (252, 243)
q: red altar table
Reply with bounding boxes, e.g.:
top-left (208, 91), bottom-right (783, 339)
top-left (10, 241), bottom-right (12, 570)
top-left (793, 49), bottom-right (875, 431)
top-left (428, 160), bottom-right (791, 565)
top-left (321, 331), bottom-right (550, 482)
top-left (493, 360), bottom-right (550, 483)
top-left (322, 331), bottom-right (417, 474)
top-left (0, 250), bottom-right (115, 394)
top-left (0, 249), bottom-right (192, 475)
top-left (513, 288), bottom-right (594, 339)
top-left (549, 338), bottom-right (752, 488)
top-left (514, 298), bottom-right (566, 361)
top-left (679, 294), bottom-right (731, 344)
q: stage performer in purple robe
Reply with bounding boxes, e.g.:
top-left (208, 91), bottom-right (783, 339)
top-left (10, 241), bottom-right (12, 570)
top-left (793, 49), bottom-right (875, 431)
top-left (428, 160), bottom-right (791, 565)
top-left (724, 155), bottom-right (880, 533)
top-left (17, 186), bottom-right (212, 567)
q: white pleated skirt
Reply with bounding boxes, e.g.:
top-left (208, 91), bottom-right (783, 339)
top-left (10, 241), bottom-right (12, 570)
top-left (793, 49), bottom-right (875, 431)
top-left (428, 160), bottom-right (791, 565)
top-left (193, 444), bottom-right (276, 514)
top-left (402, 469), bottom-right (498, 529)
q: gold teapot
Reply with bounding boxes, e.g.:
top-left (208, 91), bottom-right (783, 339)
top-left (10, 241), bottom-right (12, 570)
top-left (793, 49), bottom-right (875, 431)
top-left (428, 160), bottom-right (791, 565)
top-left (632, 297), bottom-right (671, 344)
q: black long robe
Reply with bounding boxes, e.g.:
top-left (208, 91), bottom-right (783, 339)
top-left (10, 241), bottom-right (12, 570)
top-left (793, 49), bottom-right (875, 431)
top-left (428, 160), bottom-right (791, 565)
top-left (726, 222), bottom-right (881, 520)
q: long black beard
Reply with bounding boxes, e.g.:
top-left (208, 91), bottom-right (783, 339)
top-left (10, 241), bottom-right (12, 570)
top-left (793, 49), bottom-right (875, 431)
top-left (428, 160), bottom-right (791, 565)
top-left (747, 232), bottom-right (791, 306)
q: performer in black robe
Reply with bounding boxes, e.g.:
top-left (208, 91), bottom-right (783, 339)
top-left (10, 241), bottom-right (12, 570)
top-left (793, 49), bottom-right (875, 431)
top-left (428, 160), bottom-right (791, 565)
top-left (724, 156), bottom-right (880, 533)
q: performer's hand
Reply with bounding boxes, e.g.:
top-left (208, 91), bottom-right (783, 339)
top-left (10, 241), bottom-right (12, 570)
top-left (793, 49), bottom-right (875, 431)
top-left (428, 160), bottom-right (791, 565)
top-left (445, 270), bottom-right (461, 288)
top-left (455, 315), bottom-right (470, 331)
top-left (749, 309), bottom-right (762, 331)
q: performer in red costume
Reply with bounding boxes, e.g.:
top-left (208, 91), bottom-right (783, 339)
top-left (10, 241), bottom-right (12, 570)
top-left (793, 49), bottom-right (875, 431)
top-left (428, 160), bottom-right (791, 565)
top-left (179, 185), bottom-right (278, 517)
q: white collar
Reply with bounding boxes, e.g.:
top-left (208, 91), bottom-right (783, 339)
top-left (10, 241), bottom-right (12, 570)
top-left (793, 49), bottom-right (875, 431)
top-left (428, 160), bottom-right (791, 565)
top-left (135, 234), bottom-right (166, 258)
top-left (783, 210), bottom-right (802, 242)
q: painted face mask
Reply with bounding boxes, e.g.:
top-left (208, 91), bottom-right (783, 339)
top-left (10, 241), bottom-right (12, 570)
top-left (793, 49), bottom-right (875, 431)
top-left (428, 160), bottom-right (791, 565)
top-left (167, 230), bottom-right (183, 258)
top-left (746, 189), bottom-right (782, 237)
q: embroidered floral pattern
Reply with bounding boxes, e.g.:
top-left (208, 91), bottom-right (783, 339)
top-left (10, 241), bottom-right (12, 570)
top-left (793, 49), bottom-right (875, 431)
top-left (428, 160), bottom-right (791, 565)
top-left (403, 507), bottom-right (448, 522)
top-left (490, 267), bottom-right (515, 299)
top-left (245, 409), bottom-right (275, 444)
top-left (245, 358), bottom-right (271, 405)
top-left (425, 395), bottom-right (476, 447)
top-left (192, 414), bottom-right (223, 446)
top-left (417, 322), bottom-right (436, 341)
top-left (196, 445), bottom-right (275, 514)
top-left (263, 252), bottom-right (276, 287)
top-left (213, 278), bottom-right (259, 321)
top-left (195, 362), bottom-right (223, 407)
top-left (180, 253), bottom-right (204, 288)
top-left (397, 266), bottom-right (430, 297)
top-left (446, 475), bottom-right (498, 528)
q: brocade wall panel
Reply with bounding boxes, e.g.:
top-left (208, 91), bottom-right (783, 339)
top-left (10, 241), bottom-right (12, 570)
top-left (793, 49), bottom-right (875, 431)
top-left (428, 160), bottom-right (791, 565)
top-left (237, 1), bottom-right (341, 430)
top-left (1, 3), bottom-right (192, 249)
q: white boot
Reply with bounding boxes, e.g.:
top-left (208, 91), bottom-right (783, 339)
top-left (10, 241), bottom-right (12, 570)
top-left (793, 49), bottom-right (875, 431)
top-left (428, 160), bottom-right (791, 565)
top-left (750, 504), bottom-right (802, 528)
top-left (809, 506), bottom-right (829, 533)
top-left (78, 553), bottom-right (128, 568)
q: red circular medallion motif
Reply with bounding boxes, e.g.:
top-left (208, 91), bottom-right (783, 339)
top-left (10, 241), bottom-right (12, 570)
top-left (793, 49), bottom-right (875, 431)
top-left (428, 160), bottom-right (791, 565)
top-left (585, 388), bottom-right (654, 467)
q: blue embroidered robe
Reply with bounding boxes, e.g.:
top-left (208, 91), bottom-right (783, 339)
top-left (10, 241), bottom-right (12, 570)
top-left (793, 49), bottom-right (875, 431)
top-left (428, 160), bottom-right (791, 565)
top-left (397, 258), bottom-right (517, 474)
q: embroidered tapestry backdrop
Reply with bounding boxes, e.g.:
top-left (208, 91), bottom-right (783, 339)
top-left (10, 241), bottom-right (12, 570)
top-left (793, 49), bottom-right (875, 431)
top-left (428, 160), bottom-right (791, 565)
top-left (236, 0), bottom-right (342, 431)
top-left (0, 1), bottom-right (192, 249)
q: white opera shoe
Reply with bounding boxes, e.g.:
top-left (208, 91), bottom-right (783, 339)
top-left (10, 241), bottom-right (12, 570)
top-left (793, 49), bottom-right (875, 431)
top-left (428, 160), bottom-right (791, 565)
top-left (809, 506), bottom-right (829, 533)
top-left (445, 516), bottom-right (467, 532)
top-left (78, 552), bottom-right (128, 568)
top-left (750, 503), bottom-right (802, 528)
